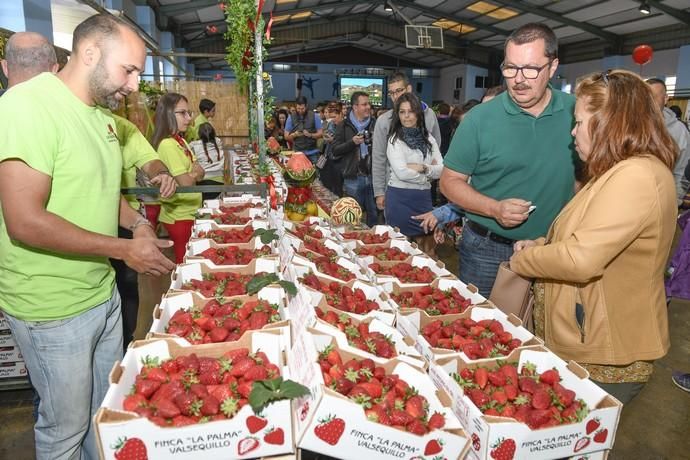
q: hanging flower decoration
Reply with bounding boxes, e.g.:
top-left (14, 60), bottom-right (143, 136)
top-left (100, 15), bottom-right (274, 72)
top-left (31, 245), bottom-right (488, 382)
top-left (224, 0), bottom-right (271, 93)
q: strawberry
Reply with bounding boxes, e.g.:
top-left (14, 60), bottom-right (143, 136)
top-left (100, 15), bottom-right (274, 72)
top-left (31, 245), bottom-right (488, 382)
top-left (404, 395), bottom-right (425, 419)
top-left (134, 378), bottom-right (161, 398)
top-left (314, 415), bottom-right (345, 445)
top-left (585, 417), bottom-right (600, 434)
top-left (246, 415), bottom-right (268, 433)
top-left (113, 437), bottom-right (148, 460)
top-left (171, 415), bottom-right (196, 426)
top-left (474, 367), bottom-right (488, 389)
top-left (123, 394), bottom-right (147, 412)
top-left (428, 412), bottom-right (445, 430)
top-left (531, 389), bottom-right (551, 410)
top-left (593, 428), bottom-right (608, 443)
top-left (264, 427), bottom-right (285, 445)
top-left (539, 368), bottom-right (560, 385)
top-left (574, 436), bottom-right (590, 452)
top-left (244, 364), bottom-right (268, 381)
top-left (490, 438), bottom-right (516, 460)
top-left (155, 398), bottom-right (181, 419)
top-left (230, 357), bottom-right (256, 377)
top-left (424, 438), bottom-right (443, 455)
top-left (208, 327), bottom-right (229, 343)
top-left (237, 437), bottom-right (260, 456)
top-left (199, 394), bottom-right (220, 416)
top-left (406, 419), bottom-right (427, 435)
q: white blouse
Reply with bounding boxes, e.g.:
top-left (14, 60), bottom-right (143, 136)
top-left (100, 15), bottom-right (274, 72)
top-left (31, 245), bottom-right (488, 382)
top-left (189, 137), bottom-right (225, 177)
top-left (385, 134), bottom-right (443, 190)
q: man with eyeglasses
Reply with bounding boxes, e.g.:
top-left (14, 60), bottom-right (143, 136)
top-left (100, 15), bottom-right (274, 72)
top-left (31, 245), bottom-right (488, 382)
top-left (440, 23), bottom-right (577, 297)
top-left (285, 95), bottom-right (323, 162)
top-left (372, 72), bottom-right (441, 214)
top-left (332, 91), bottom-right (378, 226)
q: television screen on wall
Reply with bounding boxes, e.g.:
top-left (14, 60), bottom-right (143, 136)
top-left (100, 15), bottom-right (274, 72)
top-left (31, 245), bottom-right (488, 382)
top-left (339, 76), bottom-right (385, 106)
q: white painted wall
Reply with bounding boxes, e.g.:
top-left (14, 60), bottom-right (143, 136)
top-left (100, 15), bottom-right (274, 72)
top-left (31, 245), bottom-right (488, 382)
top-left (435, 63), bottom-right (488, 105)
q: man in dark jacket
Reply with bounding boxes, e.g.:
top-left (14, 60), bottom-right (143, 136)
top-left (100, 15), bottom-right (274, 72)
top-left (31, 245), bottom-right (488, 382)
top-left (285, 95), bottom-right (323, 162)
top-left (332, 91), bottom-right (377, 226)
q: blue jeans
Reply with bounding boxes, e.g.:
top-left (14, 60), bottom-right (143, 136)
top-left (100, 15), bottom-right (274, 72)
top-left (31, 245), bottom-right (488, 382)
top-left (343, 175), bottom-right (378, 227)
top-left (4, 289), bottom-right (123, 460)
top-left (458, 222), bottom-right (515, 298)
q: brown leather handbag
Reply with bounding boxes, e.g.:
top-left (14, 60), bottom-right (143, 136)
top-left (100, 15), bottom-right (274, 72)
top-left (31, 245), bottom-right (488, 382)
top-left (489, 262), bottom-right (535, 332)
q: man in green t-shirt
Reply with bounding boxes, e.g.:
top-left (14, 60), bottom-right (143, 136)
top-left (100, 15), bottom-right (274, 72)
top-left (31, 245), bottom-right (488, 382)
top-left (0, 14), bottom-right (175, 460)
top-left (185, 97), bottom-right (216, 142)
top-left (440, 23), bottom-right (577, 297)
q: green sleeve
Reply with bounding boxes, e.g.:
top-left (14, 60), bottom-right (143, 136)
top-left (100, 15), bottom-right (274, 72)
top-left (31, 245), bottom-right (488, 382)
top-left (103, 111), bottom-right (159, 169)
top-left (158, 138), bottom-right (191, 176)
top-left (0, 91), bottom-right (56, 176)
top-left (443, 115), bottom-right (480, 175)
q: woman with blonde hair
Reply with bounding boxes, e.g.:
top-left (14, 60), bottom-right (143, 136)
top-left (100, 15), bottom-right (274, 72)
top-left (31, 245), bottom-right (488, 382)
top-left (510, 70), bottom-right (678, 404)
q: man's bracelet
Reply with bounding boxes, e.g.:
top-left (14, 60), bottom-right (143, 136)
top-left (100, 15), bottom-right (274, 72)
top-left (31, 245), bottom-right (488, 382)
top-left (128, 216), bottom-right (153, 232)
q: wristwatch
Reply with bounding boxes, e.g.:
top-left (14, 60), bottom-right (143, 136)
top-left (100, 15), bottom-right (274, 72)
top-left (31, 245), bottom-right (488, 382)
top-left (128, 216), bottom-right (153, 232)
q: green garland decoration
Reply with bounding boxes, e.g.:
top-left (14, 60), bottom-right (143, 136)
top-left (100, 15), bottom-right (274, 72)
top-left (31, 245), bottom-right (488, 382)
top-left (224, 0), bottom-right (261, 93)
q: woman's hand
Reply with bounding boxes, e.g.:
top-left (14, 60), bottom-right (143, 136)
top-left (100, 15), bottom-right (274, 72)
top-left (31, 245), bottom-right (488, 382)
top-left (513, 239), bottom-right (538, 252)
top-left (407, 163), bottom-right (425, 173)
top-left (412, 211), bottom-right (438, 233)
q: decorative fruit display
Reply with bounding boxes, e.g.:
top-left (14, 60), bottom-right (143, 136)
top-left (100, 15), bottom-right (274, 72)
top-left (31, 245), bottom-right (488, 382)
top-left (390, 285), bottom-right (473, 315)
top-left (121, 351), bottom-right (308, 427)
top-left (369, 262), bottom-right (436, 284)
top-left (198, 245), bottom-right (272, 265)
top-left (355, 245), bottom-right (409, 261)
top-left (422, 318), bottom-right (522, 358)
top-left (317, 348), bottom-right (446, 435)
top-left (452, 362), bottom-right (589, 430)
top-left (196, 225), bottom-right (255, 244)
top-left (165, 298), bottom-right (282, 344)
top-left (196, 212), bottom-right (252, 225)
top-left (266, 136), bottom-right (281, 154)
top-left (283, 152), bottom-right (318, 222)
top-left (316, 308), bottom-right (396, 358)
top-left (330, 197), bottom-right (362, 225)
top-left (300, 273), bottom-right (380, 314)
top-left (341, 231), bottom-right (389, 244)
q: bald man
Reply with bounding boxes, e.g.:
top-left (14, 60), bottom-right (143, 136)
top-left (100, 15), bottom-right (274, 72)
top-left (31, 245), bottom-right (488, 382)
top-left (1, 31), bottom-right (58, 89)
top-left (0, 14), bottom-right (175, 460)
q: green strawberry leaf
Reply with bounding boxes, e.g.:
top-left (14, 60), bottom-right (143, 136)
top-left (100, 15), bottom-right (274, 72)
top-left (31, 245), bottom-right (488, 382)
top-left (253, 228), bottom-right (279, 244)
top-left (246, 273), bottom-right (280, 295)
top-left (278, 280), bottom-right (297, 296)
top-left (249, 377), bottom-right (310, 413)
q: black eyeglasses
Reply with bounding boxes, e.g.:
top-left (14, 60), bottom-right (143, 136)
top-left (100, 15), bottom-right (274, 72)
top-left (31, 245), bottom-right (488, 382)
top-left (500, 61), bottom-right (553, 79)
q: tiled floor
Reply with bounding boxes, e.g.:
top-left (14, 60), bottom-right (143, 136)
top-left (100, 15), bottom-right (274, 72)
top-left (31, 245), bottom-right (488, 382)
top-left (1, 240), bottom-right (689, 459)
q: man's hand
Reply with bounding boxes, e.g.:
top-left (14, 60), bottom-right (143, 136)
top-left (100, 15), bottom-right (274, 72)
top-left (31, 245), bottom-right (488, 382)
top-left (513, 239), bottom-right (538, 252)
top-left (123, 236), bottom-right (175, 276)
top-left (302, 130), bottom-right (311, 138)
top-left (491, 198), bottom-right (531, 228)
top-left (412, 211), bottom-right (438, 233)
top-left (434, 227), bottom-right (445, 244)
top-left (352, 133), bottom-right (365, 145)
top-left (149, 173), bottom-right (176, 198)
top-left (376, 195), bottom-right (385, 210)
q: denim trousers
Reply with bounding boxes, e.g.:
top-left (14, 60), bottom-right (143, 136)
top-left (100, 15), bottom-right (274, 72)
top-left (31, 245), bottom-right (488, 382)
top-left (4, 289), bottom-right (123, 460)
top-left (458, 221), bottom-right (515, 298)
top-left (343, 175), bottom-right (378, 227)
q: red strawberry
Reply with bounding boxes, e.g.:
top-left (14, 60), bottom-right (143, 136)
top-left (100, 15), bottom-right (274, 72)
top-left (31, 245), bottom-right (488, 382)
top-left (585, 417), bottom-right (600, 434)
top-left (404, 395), bottom-right (425, 419)
top-left (246, 415), bottom-right (268, 434)
top-left (531, 390), bottom-right (551, 410)
top-left (155, 398), bottom-right (181, 419)
top-left (237, 437), bottom-right (260, 456)
top-left (209, 327), bottom-right (229, 343)
top-left (474, 367), bottom-right (488, 389)
top-left (574, 436), bottom-right (590, 452)
top-left (539, 368), bottom-right (560, 386)
top-left (123, 394), bottom-right (147, 412)
top-left (264, 427), bottom-right (285, 445)
top-left (593, 428), bottom-right (608, 443)
top-left (113, 437), bottom-right (148, 460)
top-left (428, 412), bottom-right (445, 430)
top-left (314, 415), bottom-right (345, 445)
top-left (490, 437), bottom-right (516, 460)
top-left (424, 438), bottom-right (443, 455)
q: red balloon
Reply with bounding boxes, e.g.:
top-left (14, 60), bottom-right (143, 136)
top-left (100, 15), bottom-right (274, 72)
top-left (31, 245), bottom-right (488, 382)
top-left (632, 45), bottom-right (653, 66)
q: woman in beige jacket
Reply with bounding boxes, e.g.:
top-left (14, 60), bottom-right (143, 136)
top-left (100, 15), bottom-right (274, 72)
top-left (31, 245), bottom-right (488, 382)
top-left (510, 70), bottom-right (678, 404)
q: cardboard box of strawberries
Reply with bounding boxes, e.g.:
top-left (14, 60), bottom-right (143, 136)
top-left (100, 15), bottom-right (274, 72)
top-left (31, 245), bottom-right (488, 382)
top-left (95, 330), bottom-right (308, 460)
top-left (429, 347), bottom-right (621, 460)
top-left (289, 330), bottom-right (471, 460)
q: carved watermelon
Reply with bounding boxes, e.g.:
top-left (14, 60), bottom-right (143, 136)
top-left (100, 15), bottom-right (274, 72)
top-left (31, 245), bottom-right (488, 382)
top-left (284, 152), bottom-right (316, 183)
top-left (267, 136), bottom-right (281, 153)
top-left (330, 197), bottom-right (362, 225)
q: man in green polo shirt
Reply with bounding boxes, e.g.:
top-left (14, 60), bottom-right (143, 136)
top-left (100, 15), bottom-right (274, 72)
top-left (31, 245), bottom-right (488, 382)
top-left (0, 14), bottom-right (175, 460)
top-left (185, 97), bottom-right (216, 142)
top-left (440, 23), bottom-right (577, 297)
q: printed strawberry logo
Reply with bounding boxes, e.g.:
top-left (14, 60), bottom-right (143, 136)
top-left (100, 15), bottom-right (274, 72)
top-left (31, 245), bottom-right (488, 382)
top-left (237, 437), bottom-right (260, 456)
top-left (424, 438), bottom-right (444, 456)
top-left (573, 436), bottom-right (590, 453)
top-left (299, 401), bottom-right (310, 421)
top-left (593, 428), bottom-right (608, 443)
top-left (490, 438), bottom-right (516, 460)
top-left (314, 414), bottom-right (345, 445)
top-left (471, 433), bottom-right (481, 451)
top-left (264, 427), bottom-right (285, 445)
top-left (585, 417), bottom-right (600, 435)
top-left (113, 437), bottom-right (147, 460)
top-left (246, 415), bottom-right (268, 434)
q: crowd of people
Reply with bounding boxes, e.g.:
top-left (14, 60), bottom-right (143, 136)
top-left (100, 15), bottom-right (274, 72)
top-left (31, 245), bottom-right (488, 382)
top-left (1, 13), bottom-right (690, 460)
